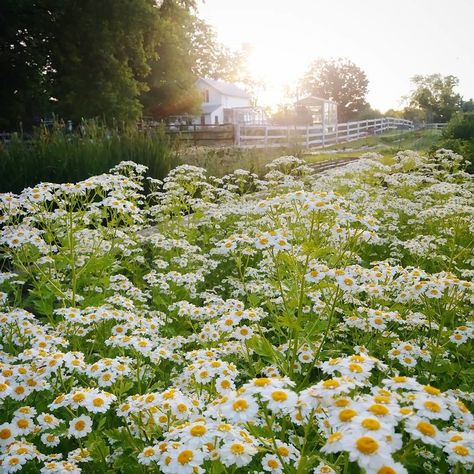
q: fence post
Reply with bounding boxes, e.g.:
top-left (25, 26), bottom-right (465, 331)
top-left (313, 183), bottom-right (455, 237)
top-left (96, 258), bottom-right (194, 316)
top-left (234, 123), bottom-right (240, 146)
top-left (335, 122), bottom-right (339, 144)
top-left (306, 126), bottom-right (309, 148)
top-left (264, 126), bottom-right (268, 148)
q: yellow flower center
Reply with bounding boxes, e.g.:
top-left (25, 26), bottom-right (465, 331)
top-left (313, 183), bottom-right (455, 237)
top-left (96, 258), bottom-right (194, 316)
top-left (322, 379), bottom-right (340, 389)
top-left (453, 445), bottom-right (469, 456)
top-left (177, 450), bottom-right (194, 464)
top-left (0, 428), bottom-right (12, 439)
top-left (268, 459), bottom-right (279, 468)
top-left (424, 400), bottom-right (441, 412)
top-left (271, 390), bottom-right (288, 402)
top-left (356, 436), bottom-right (379, 454)
top-left (75, 420), bottom-right (86, 431)
top-left (230, 443), bottom-right (245, 455)
top-left (377, 467), bottom-right (397, 474)
top-left (392, 376), bottom-right (407, 383)
top-left (17, 419), bottom-right (29, 429)
top-left (327, 431), bottom-right (343, 444)
top-left (368, 404), bottom-right (389, 416)
top-left (361, 418), bottom-right (381, 430)
top-left (277, 447), bottom-right (289, 457)
top-left (93, 398), bottom-right (105, 407)
top-left (423, 385), bottom-right (441, 396)
top-left (232, 399), bottom-right (249, 411)
top-left (349, 363), bottom-right (363, 373)
top-left (416, 421), bottom-right (436, 437)
top-left (72, 393), bottom-right (86, 403)
top-left (339, 409), bottom-right (357, 422)
top-left (190, 425), bottom-right (207, 437)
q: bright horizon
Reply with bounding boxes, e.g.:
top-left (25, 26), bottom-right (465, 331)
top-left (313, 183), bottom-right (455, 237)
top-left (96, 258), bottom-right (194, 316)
top-left (197, 0), bottom-right (474, 112)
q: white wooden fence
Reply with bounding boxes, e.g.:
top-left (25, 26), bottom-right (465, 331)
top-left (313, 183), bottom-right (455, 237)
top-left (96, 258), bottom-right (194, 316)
top-left (235, 117), bottom-right (414, 149)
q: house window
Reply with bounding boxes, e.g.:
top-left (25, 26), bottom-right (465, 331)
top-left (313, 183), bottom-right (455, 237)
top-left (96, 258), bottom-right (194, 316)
top-left (200, 114), bottom-right (206, 125)
top-left (202, 90), bottom-right (209, 103)
top-left (214, 115), bottom-right (219, 125)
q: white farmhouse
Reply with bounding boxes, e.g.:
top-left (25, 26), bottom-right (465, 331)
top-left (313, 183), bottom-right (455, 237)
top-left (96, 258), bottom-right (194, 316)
top-left (194, 78), bottom-right (266, 125)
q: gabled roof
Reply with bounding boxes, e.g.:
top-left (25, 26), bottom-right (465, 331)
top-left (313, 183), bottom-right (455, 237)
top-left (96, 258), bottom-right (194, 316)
top-left (295, 96), bottom-right (338, 106)
top-left (198, 78), bottom-right (250, 99)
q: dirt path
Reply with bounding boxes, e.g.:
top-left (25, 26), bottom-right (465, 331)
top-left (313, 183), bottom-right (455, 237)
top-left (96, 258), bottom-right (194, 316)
top-left (309, 156), bottom-right (360, 174)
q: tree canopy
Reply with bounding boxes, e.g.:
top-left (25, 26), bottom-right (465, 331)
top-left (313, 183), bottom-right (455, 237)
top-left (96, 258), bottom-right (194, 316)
top-left (0, 0), bottom-right (247, 128)
top-left (406, 74), bottom-right (462, 123)
top-left (299, 58), bottom-right (369, 122)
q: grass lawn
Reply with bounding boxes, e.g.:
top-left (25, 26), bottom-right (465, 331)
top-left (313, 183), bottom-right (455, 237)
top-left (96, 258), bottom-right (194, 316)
top-left (302, 129), bottom-right (442, 164)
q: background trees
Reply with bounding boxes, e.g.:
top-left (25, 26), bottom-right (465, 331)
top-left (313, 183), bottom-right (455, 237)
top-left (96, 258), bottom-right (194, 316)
top-left (0, 0), bottom-right (246, 128)
top-left (406, 74), bottom-right (462, 123)
top-left (299, 58), bottom-right (369, 122)
top-left (0, 1), bottom-right (54, 129)
top-left (51, 0), bottom-right (161, 124)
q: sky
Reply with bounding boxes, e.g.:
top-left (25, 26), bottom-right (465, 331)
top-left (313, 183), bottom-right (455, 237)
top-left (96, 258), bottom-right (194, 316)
top-left (197, 0), bottom-right (474, 112)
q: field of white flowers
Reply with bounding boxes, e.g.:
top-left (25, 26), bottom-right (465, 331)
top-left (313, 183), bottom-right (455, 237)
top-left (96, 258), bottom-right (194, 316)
top-left (0, 149), bottom-right (473, 474)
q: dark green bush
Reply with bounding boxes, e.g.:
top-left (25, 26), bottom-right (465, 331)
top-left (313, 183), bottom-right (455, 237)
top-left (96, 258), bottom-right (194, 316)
top-left (436, 112), bottom-right (474, 173)
top-left (0, 120), bottom-right (177, 193)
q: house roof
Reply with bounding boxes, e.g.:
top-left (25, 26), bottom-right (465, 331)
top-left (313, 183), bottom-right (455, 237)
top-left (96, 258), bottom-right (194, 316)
top-left (295, 96), bottom-right (337, 106)
top-left (201, 104), bottom-right (221, 114)
top-left (198, 78), bottom-right (250, 99)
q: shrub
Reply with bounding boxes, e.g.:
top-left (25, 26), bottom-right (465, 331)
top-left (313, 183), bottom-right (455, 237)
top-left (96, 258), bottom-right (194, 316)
top-left (436, 112), bottom-right (474, 172)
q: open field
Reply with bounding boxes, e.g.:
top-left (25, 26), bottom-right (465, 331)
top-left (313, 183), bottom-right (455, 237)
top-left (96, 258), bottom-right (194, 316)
top-left (0, 148), bottom-right (473, 473)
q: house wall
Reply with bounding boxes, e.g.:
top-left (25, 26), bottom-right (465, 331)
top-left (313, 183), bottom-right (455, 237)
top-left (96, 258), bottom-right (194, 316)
top-left (195, 79), bottom-right (251, 124)
top-left (221, 96), bottom-right (250, 109)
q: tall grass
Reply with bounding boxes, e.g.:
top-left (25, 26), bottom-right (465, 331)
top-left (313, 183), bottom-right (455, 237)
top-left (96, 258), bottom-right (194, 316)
top-left (0, 120), bottom-right (177, 193)
top-left (177, 145), bottom-right (304, 177)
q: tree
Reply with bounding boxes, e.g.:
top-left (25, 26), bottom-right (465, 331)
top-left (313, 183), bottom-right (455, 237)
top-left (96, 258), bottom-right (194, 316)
top-left (190, 20), bottom-right (244, 83)
top-left (299, 58), bottom-right (369, 122)
top-left (0, 0), bottom-right (162, 127)
top-left (141, 0), bottom-right (202, 119)
top-left (406, 74), bottom-right (462, 123)
top-left (0, 1), bottom-right (54, 129)
top-left (49, 0), bottom-right (161, 124)
top-left (462, 99), bottom-right (474, 113)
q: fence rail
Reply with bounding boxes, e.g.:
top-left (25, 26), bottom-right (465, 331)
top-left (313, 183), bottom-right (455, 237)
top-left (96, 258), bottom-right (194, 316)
top-left (1, 118), bottom-right (440, 149)
top-left (235, 117), bottom-right (414, 149)
top-left (166, 124), bottom-right (234, 146)
top-left (416, 123), bottom-right (447, 130)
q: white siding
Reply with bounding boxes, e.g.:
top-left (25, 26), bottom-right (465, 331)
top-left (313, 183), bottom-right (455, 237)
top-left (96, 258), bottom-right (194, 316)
top-left (195, 79), bottom-right (251, 124)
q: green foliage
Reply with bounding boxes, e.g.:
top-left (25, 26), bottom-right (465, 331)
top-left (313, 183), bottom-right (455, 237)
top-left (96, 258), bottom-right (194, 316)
top-left (407, 74), bottom-right (462, 123)
top-left (0, 0), bottom-right (163, 128)
top-left (299, 58), bottom-right (369, 122)
top-left (437, 112), bottom-right (474, 172)
top-left (50, 0), bottom-right (161, 124)
top-left (141, 0), bottom-right (202, 119)
top-left (0, 1), bottom-right (54, 129)
top-left (0, 120), bottom-right (176, 192)
top-left (0, 0), bottom-right (248, 128)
